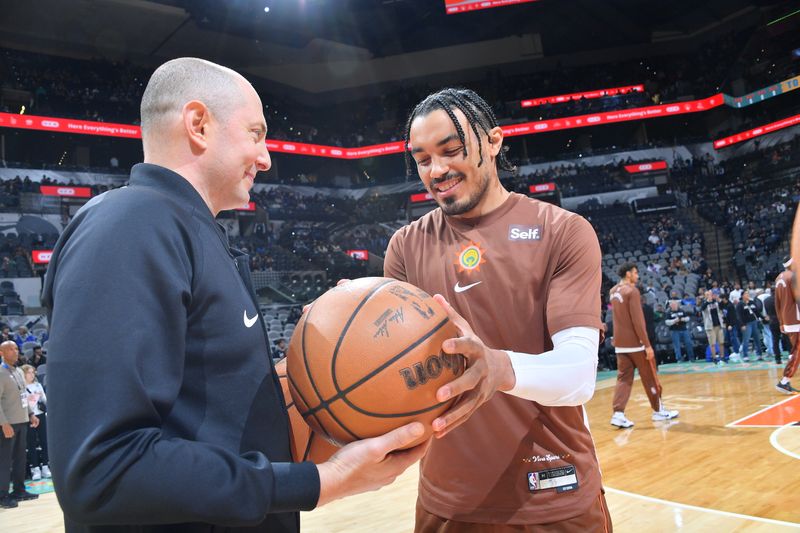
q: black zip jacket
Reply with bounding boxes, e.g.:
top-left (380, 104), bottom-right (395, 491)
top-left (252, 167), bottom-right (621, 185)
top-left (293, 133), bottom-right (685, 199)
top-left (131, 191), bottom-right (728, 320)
top-left (42, 164), bottom-right (319, 532)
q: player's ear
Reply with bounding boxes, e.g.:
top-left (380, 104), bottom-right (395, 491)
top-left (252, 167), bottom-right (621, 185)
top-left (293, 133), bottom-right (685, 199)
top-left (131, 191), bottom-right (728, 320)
top-left (487, 127), bottom-right (503, 157)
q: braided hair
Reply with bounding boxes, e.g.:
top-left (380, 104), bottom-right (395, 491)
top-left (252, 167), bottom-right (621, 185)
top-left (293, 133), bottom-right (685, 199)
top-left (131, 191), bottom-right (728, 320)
top-left (403, 87), bottom-right (516, 176)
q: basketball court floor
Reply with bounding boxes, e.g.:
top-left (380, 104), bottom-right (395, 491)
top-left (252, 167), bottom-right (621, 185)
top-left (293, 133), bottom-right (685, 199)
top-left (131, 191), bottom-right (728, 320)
top-left (3, 362), bottom-right (799, 532)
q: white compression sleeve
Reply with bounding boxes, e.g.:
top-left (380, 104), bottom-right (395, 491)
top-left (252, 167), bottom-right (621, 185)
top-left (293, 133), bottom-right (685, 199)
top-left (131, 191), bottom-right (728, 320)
top-left (502, 326), bottom-right (599, 406)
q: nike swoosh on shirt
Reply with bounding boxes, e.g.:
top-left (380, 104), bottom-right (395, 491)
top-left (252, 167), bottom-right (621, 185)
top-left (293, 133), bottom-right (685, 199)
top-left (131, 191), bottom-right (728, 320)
top-left (454, 281), bottom-right (482, 293)
top-left (243, 310), bottom-right (258, 328)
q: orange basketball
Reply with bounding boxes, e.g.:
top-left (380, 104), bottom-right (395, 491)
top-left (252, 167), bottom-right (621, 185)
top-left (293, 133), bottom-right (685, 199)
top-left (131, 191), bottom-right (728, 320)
top-left (287, 277), bottom-right (464, 446)
top-left (275, 358), bottom-right (340, 463)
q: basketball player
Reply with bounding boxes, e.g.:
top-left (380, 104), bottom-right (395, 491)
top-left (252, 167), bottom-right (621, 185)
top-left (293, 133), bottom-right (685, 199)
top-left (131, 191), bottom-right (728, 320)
top-left (385, 88), bottom-right (612, 531)
top-left (773, 256), bottom-right (800, 394)
top-left (609, 263), bottom-right (678, 428)
top-left (42, 58), bottom-right (428, 533)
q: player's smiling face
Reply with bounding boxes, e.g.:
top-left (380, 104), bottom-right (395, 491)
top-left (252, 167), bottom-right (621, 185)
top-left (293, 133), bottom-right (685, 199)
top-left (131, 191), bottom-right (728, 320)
top-left (409, 108), bottom-right (499, 218)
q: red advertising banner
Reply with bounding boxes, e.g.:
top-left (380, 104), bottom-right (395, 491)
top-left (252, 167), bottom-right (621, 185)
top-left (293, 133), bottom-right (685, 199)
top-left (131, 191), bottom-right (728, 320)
top-left (0, 112), bottom-right (140, 138)
top-left (39, 185), bottom-right (93, 198)
top-left (502, 94), bottom-right (724, 138)
top-left (32, 250), bottom-right (53, 264)
top-left (529, 182), bottom-right (556, 193)
top-left (624, 161), bottom-right (668, 173)
top-left (521, 85), bottom-right (645, 107)
top-left (713, 113), bottom-right (800, 149)
top-left (234, 202), bottom-right (257, 211)
top-left (445, 0), bottom-right (539, 14)
top-left (409, 192), bottom-right (435, 203)
top-left (0, 94), bottom-right (724, 160)
top-left (346, 249), bottom-right (369, 261)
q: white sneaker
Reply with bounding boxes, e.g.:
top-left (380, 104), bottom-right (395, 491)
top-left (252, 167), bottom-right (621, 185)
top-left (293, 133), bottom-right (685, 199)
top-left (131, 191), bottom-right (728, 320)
top-left (41, 465), bottom-right (51, 478)
top-left (652, 409), bottom-right (679, 421)
top-left (610, 412), bottom-right (635, 428)
top-left (31, 466), bottom-right (41, 481)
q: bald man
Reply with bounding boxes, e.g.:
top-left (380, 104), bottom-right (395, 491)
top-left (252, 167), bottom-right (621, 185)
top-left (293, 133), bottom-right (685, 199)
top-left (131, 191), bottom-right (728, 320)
top-left (43, 58), bottom-right (426, 533)
top-left (0, 340), bottom-right (40, 508)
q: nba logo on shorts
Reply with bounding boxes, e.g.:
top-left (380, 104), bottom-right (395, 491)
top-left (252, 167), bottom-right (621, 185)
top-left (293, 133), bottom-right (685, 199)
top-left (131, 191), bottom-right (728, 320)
top-left (527, 472), bottom-right (538, 490)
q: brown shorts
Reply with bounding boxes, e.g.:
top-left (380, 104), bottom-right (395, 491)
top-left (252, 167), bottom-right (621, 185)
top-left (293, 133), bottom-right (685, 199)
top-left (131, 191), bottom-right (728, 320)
top-left (415, 490), bottom-right (612, 533)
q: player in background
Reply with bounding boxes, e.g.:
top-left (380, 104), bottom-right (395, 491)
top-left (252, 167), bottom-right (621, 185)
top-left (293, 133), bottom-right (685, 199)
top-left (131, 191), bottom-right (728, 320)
top-left (773, 256), bottom-right (800, 394)
top-left (609, 262), bottom-right (678, 428)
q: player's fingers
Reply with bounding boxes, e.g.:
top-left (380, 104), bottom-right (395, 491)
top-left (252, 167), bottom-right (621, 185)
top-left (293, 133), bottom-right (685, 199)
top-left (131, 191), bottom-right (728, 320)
top-left (433, 294), bottom-right (473, 336)
top-left (336, 278), bottom-right (351, 286)
top-left (432, 393), bottom-right (478, 434)
top-left (441, 335), bottom-right (481, 358)
top-left (436, 365), bottom-right (481, 402)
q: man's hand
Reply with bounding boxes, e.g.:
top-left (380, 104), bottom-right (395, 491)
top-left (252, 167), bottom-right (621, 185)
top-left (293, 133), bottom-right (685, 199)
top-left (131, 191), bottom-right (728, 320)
top-left (1, 423), bottom-right (13, 439)
top-left (316, 422), bottom-right (429, 507)
top-left (429, 294), bottom-right (516, 439)
top-left (30, 415), bottom-right (39, 429)
top-left (645, 346), bottom-right (655, 361)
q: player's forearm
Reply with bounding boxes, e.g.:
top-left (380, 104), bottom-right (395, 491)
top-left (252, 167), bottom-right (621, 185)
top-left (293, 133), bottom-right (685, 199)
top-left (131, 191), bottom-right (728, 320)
top-left (501, 327), bottom-right (599, 406)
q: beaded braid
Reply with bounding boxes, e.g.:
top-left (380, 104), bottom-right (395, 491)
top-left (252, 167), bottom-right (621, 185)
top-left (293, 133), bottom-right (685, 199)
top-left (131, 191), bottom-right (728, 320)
top-left (403, 88), bottom-right (517, 176)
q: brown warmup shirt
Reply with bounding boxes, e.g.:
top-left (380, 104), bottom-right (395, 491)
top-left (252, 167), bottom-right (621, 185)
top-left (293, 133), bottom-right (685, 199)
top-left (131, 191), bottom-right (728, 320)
top-left (774, 269), bottom-right (800, 333)
top-left (609, 283), bottom-right (650, 352)
top-left (384, 193), bottom-right (603, 525)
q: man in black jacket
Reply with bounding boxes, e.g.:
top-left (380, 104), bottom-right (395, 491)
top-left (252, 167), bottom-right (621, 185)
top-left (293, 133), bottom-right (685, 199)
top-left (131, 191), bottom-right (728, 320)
top-left (763, 290), bottom-right (785, 364)
top-left (737, 291), bottom-right (764, 361)
top-left (42, 58), bottom-right (427, 533)
top-left (721, 293), bottom-right (742, 359)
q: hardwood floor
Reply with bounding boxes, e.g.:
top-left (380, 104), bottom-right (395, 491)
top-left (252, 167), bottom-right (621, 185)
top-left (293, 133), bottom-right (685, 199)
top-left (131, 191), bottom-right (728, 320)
top-left (3, 366), bottom-right (798, 531)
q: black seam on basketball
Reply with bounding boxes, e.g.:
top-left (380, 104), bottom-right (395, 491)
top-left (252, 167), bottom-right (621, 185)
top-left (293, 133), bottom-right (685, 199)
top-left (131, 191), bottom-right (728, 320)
top-left (304, 316), bottom-right (450, 416)
top-left (294, 296), bottom-right (368, 442)
top-left (299, 305), bottom-right (325, 406)
top-left (331, 278), bottom-right (396, 395)
top-left (324, 405), bottom-right (362, 441)
top-left (338, 396), bottom-right (451, 418)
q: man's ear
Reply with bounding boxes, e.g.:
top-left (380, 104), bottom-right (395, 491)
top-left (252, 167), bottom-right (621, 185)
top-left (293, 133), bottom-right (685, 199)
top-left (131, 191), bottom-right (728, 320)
top-left (183, 100), bottom-right (211, 153)
top-left (486, 126), bottom-right (503, 157)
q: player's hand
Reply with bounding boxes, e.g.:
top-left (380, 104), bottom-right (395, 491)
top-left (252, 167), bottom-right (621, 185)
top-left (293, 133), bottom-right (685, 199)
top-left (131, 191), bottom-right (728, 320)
top-left (316, 422), bottom-right (429, 507)
top-left (303, 279), bottom-right (352, 314)
top-left (430, 294), bottom-right (515, 439)
top-left (1, 423), bottom-right (13, 438)
top-left (645, 346), bottom-right (655, 361)
top-left (29, 415), bottom-right (39, 428)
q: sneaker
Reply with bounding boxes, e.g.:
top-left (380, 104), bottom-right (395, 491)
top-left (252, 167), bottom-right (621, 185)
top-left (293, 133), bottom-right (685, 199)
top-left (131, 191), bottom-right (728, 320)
top-left (0, 495), bottom-right (18, 508)
top-left (30, 466), bottom-right (41, 481)
top-left (652, 409), bottom-right (679, 421)
top-left (776, 381), bottom-right (800, 394)
top-left (776, 357), bottom-right (783, 365)
top-left (10, 490), bottom-right (38, 501)
top-left (41, 465), bottom-right (51, 478)
top-left (610, 412), bottom-right (634, 428)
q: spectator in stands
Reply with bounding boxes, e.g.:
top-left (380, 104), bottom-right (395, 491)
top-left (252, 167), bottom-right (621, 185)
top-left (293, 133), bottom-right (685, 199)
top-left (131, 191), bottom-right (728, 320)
top-left (763, 289), bottom-right (784, 365)
top-left (738, 291), bottom-right (764, 362)
top-left (273, 338), bottom-right (288, 360)
top-left (666, 300), bottom-right (693, 362)
top-left (0, 327), bottom-right (13, 344)
top-left (13, 326), bottom-right (35, 350)
top-left (721, 293), bottom-right (742, 359)
top-left (757, 288), bottom-right (774, 358)
top-left (701, 291), bottom-right (726, 365)
top-left (21, 364), bottom-right (49, 481)
top-left (30, 346), bottom-right (46, 368)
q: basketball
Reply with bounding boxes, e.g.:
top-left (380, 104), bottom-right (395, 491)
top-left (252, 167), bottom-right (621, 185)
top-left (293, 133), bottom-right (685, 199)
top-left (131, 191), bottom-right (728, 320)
top-left (286, 277), bottom-right (465, 445)
top-left (274, 358), bottom-right (340, 463)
